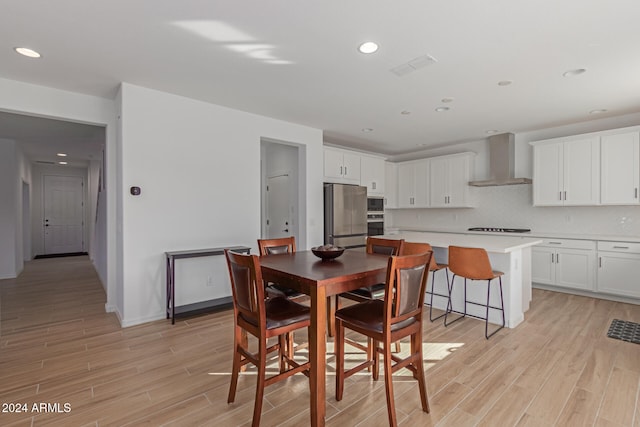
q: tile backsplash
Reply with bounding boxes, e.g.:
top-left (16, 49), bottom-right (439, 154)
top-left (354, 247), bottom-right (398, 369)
top-left (388, 185), bottom-right (640, 237)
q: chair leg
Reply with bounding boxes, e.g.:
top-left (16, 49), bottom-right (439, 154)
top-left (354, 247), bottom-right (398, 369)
top-left (382, 341), bottom-right (398, 427)
top-left (373, 339), bottom-right (380, 381)
top-left (412, 331), bottom-right (430, 413)
top-left (328, 295), bottom-right (339, 338)
top-left (485, 277), bottom-right (505, 339)
top-left (444, 275), bottom-right (466, 327)
top-left (335, 318), bottom-right (345, 401)
top-left (252, 338), bottom-right (268, 427)
top-left (429, 268), bottom-right (449, 322)
top-left (227, 329), bottom-right (242, 403)
top-left (278, 334), bottom-right (287, 373)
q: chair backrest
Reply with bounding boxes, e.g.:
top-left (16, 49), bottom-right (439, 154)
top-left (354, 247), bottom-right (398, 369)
top-left (448, 246), bottom-right (494, 280)
top-left (257, 236), bottom-right (296, 256)
top-left (225, 249), bottom-right (266, 327)
top-left (383, 252), bottom-right (432, 326)
top-left (401, 241), bottom-right (439, 271)
top-left (366, 237), bottom-right (404, 256)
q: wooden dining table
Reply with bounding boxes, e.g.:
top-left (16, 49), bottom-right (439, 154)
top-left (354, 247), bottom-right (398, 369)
top-left (260, 249), bottom-right (389, 427)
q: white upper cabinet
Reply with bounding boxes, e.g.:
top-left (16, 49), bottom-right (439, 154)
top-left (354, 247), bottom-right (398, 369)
top-left (532, 137), bottom-right (600, 206)
top-left (384, 162), bottom-right (398, 208)
top-left (600, 131), bottom-right (640, 205)
top-left (360, 155), bottom-right (385, 196)
top-left (397, 159), bottom-right (429, 208)
top-left (429, 153), bottom-right (474, 208)
top-left (323, 147), bottom-right (361, 185)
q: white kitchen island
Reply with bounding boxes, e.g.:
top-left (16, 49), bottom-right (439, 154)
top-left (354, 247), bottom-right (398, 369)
top-left (385, 231), bottom-right (542, 328)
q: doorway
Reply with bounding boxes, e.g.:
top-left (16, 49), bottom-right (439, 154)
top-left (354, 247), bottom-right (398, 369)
top-left (43, 174), bottom-right (85, 255)
top-left (261, 139), bottom-right (302, 245)
top-left (266, 173), bottom-right (292, 239)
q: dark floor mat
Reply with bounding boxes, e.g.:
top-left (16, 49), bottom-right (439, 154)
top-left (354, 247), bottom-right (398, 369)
top-left (607, 319), bottom-right (640, 344)
top-left (34, 252), bottom-right (88, 259)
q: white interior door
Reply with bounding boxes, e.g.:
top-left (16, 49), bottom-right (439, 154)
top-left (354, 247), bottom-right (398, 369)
top-left (43, 175), bottom-right (85, 254)
top-left (266, 174), bottom-right (291, 239)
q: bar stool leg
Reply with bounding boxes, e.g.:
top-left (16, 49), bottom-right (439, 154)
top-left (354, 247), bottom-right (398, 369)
top-left (429, 269), bottom-right (449, 322)
top-left (485, 277), bottom-right (505, 339)
top-left (444, 275), bottom-right (467, 327)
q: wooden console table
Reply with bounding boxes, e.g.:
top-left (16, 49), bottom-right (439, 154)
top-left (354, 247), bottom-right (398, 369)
top-left (165, 246), bottom-right (250, 324)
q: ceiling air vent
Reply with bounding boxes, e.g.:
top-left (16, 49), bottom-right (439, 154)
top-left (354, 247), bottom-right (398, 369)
top-left (390, 54), bottom-right (437, 77)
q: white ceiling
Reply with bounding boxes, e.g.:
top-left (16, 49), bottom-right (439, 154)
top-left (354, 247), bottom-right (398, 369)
top-left (2, 0), bottom-right (640, 158)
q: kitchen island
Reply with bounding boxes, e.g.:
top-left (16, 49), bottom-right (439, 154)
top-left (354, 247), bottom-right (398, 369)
top-left (385, 231), bottom-right (543, 328)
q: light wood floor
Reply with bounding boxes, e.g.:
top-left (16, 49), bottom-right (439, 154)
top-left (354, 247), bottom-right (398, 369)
top-left (1, 256), bottom-right (639, 427)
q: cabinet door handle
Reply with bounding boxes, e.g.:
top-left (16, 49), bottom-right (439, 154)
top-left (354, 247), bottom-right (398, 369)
top-left (563, 191), bottom-right (567, 201)
top-left (559, 191), bottom-right (562, 201)
top-left (556, 254), bottom-right (559, 263)
top-left (372, 182), bottom-right (376, 190)
top-left (635, 188), bottom-right (638, 199)
top-left (344, 167), bottom-right (347, 175)
top-left (340, 166), bottom-right (343, 175)
top-left (549, 241), bottom-right (562, 245)
top-left (613, 246), bottom-right (629, 249)
top-left (599, 257), bottom-right (602, 268)
top-left (551, 253), bottom-right (554, 263)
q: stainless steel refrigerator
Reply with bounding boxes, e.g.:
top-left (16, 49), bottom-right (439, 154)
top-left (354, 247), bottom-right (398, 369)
top-left (324, 183), bottom-right (368, 248)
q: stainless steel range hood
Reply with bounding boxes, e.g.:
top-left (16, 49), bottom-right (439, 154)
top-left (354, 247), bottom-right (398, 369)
top-left (469, 133), bottom-right (532, 186)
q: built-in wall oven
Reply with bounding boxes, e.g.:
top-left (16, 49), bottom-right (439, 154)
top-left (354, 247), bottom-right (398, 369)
top-left (367, 197), bottom-right (384, 236)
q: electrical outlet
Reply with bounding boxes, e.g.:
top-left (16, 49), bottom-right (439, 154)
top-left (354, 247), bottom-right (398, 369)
top-left (206, 276), bottom-right (214, 287)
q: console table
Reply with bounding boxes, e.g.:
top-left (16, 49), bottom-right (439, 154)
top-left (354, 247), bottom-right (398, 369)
top-left (165, 246), bottom-right (250, 324)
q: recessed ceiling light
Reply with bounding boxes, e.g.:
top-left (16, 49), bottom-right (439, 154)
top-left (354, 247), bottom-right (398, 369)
top-left (14, 47), bottom-right (41, 58)
top-left (497, 80), bottom-right (512, 86)
top-left (435, 107), bottom-right (450, 112)
top-left (358, 41), bottom-right (379, 54)
top-left (400, 110), bottom-right (411, 115)
top-left (58, 161), bottom-right (68, 165)
top-left (361, 128), bottom-right (373, 132)
top-left (563, 68), bottom-right (586, 77)
top-left (589, 109), bottom-right (608, 114)
top-left (56, 153), bottom-right (67, 157)
top-left (486, 130), bottom-right (499, 134)
top-left (441, 97), bottom-right (455, 103)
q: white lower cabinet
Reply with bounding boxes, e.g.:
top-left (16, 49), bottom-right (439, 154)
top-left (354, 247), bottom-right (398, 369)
top-left (597, 241), bottom-right (640, 298)
top-left (532, 239), bottom-right (596, 291)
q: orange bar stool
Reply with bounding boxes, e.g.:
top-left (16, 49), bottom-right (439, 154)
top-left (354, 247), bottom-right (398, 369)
top-left (445, 246), bottom-right (505, 339)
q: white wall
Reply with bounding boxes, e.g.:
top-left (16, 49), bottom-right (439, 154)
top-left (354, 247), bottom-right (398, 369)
top-left (387, 112), bottom-right (640, 237)
top-left (0, 139), bottom-right (18, 279)
top-left (118, 83), bottom-right (324, 326)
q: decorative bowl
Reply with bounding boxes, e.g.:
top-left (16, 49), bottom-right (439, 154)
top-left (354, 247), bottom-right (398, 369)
top-left (311, 246), bottom-right (345, 261)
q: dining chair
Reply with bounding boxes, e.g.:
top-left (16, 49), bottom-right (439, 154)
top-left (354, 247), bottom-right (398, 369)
top-left (334, 252), bottom-right (433, 427)
top-left (401, 241), bottom-right (451, 322)
top-left (445, 245), bottom-right (505, 339)
top-left (257, 237), bottom-right (304, 300)
top-left (224, 249), bottom-right (311, 427)
top-left (335, 237), bottom-right (405, 354)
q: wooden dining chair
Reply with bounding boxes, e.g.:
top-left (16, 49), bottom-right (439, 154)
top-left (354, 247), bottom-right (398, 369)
top-left (334, 237), bottom-right (405, 353)
top-left (257, 237), bottom-right (305, 300)
top-left (224, 249), bottom-right (311, 427)
top-left (401, 241), bottom-right (451, 322)
top-left (334, 252), bottom-right (433, 427)
top-left (445, 246), bottom-right (505, 339)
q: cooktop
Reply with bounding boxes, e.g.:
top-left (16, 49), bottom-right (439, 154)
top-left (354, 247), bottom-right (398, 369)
top-left (468, 227), bottom-right (531, 233)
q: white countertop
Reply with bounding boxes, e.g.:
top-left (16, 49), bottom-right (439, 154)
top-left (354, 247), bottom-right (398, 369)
top-left (392, 227), bottom-right (640, 244)
top-left (384, 231), bottom-right (543, 253)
